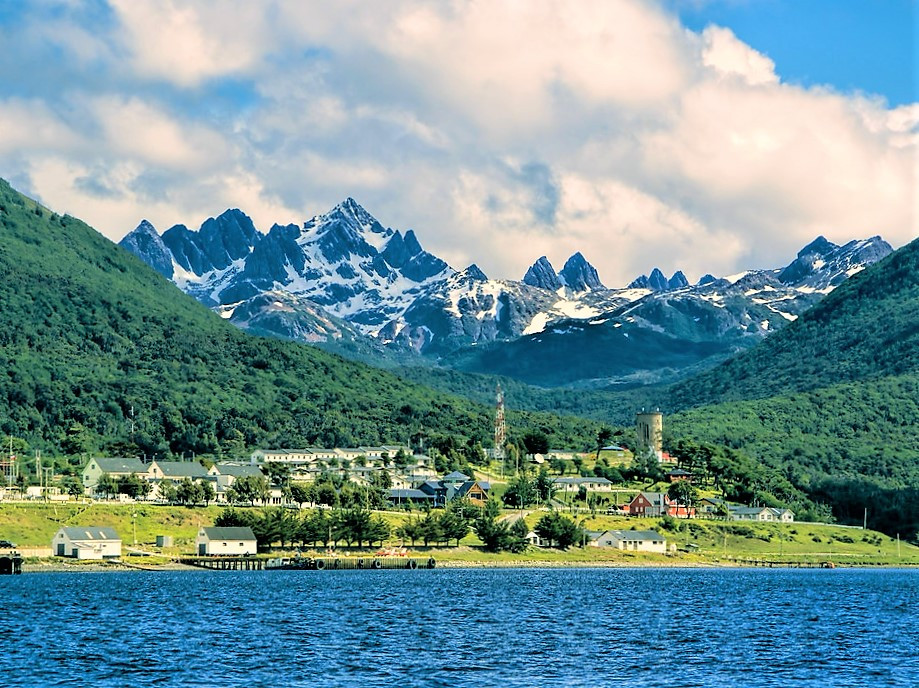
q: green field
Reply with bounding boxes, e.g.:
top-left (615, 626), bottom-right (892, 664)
top-left (3, 503), bottom-right (917, 567)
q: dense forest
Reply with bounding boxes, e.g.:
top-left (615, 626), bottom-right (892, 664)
top-left (670, 238), bottom-right (919, 407)
top-left (661, 244), bottom-right (919, 536)
top-left (0, 179), bottom-right (601, 462)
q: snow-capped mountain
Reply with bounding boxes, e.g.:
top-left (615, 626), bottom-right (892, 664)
top-left (444, 235), bottom-right (894, 386)
top-left (120, 200), bottom-right (892, 386)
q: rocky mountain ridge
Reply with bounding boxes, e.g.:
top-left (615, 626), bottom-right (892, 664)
top-left (120, 200), bottom-right (893, 383)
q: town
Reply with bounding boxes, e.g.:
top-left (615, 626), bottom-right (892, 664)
top-left (0, 409), bottom-right (835, 573)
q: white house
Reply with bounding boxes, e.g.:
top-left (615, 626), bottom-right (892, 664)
top-left (730, 506), bottom-right (795, 523)
top-left (553, 477), bottom-right (614, 493)
top-left (52, 526), bottom-right (122, 559)
top-left (195, 527), bottom-right (257, 556)
top-left (81, 457), bottom-right (149, 491)
top-left (590, 530), bottom-right (667, 553)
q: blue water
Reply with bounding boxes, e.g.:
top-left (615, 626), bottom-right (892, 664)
top-left (2, 568), bottom-right (917, 687)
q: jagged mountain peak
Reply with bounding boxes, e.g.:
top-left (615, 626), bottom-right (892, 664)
top-left (648, 268), bottom-right (669, 291)
top-left (119, 219), bottom-right (174, 279)
top-left (779, 234), bottom-right (892, 286)
top-left (629, 267), bottom-right (684, 292)
top-left (327, 197), bottom-right (378, 228)
top-left (697, 274), bottom-right (717, 286)
top-left (559, 252), bottom-right (604, 291)
top-left (132, 219), bottom-right (158, 235)
top-left (461, 264), bottom-right (488, 282)
top-left (797, 235), bottom-right (837, 258)
top-left (668, 270), bottom-right (689, 289)
top-left (523, 256), bottom-right (562, 290)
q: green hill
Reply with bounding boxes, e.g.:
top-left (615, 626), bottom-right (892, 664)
top-left (662, 240), bottom-right (919, 537)
top-left (0, 179), bottom-right (599, 462)
top-left (671, 238), bottom-right (919, 407)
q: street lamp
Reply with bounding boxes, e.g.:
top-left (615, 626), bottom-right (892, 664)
top-left (132, 511), bottom-right (138, 546)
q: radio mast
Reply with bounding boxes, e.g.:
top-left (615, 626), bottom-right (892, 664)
top-left (493, 384), bottom-right (506, 461)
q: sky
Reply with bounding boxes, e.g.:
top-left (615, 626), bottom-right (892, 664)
top-left (0, 0), bottom-right (915, 286)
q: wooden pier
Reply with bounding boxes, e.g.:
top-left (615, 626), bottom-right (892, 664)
top-left (725, 557), bottom-right (836, 569)
top-left (266, 556), bottom-right (436, 571)
top-left (177, 555), bottom-right (435, 572)
top-left (179, 556), bottom-right (265, 571)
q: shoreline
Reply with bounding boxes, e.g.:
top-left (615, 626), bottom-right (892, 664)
top-left (18, 558), bottom-right (918, 573)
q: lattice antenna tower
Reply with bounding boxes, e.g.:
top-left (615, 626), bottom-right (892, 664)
top-left (0, 435), bottom-right (18, 488)
top-left (493, 384), bottom-right (506, 461)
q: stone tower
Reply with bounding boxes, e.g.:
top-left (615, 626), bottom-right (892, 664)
top-left (635, 409), bottom-right (663, 462)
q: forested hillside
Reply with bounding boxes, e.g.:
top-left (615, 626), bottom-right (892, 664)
top-left (671, 238), bottom-right (919, 407)
top-left (0, 180), bottom-right (599, 460)
top-left (663, 241), bottom-right (919, 536)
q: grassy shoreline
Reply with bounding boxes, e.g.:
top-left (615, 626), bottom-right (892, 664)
top-left (5, 502), bottom-right (918, 570)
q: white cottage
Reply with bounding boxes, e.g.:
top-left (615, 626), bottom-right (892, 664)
top-left (52, 526), bottom-right (122, 559)
top-left (195, 527), bottom-right (257, 556)
top-left (590, 530), bottom-right (667, 553)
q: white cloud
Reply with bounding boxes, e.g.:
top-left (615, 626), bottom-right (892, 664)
top-left (0, 0), bottom-right (913, 286)
top-left (108, 0), bottom-right (269, 86)
top-left (701, 25), bottom-right (778, 86)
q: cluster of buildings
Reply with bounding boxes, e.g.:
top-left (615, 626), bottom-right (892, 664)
top-left (49, 526), bottom-right (259, 560)
top-left (622, 491), bottom-right (794, 522)
top-left (80, 447), bottom-right (494, 509)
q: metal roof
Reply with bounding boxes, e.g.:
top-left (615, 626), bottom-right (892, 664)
top-left (200, 527), bottom-right (256, 541)
top-left (154, 461), bottom-right (209, 478)
top-left (213, 464), bottom-right (264, 478)
top-left (89, 457), bottom-right (147, 474)
top-left (59, 526), bottom-right (120, 541)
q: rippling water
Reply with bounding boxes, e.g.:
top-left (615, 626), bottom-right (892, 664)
top-left (2, 568), bottom-right (917, 687)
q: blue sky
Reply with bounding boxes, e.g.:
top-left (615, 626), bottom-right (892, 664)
top-left (0, 1), bottom-right (914, 285)
top-left (671, 0), bottom-right (916, 106)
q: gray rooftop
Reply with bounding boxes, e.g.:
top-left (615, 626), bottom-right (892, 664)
top-left (388, 489), bottom-right (432, 500)
top-left (553, 477), bottom-right (612, 485)
top-left (200, 527), bottom-right (256, 541)
top-left (59, 526), bottom-right (120, 541)
top-left (155, 461), bottom-right (209, 478)
top-left (602, 530), bottom-right (666, 542)
top-left (89, 457), bottom-right (147, 474)
top-left (443, 471), bottom-right (471, 481)
top-left (213, 464), bottom-right (264, 478)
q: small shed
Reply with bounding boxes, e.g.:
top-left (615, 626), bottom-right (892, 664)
top-left (195, 527), bottom-right (257, 556)
top-left (53, 526), bottom-right (122, 559)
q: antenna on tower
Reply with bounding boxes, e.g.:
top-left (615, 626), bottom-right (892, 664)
top-left (494, 384), bottom-right (506, 462)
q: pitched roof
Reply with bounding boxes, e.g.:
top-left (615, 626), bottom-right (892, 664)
top-left (388, 489), bottom-right (432, 500)
top-left (418, 480), bottom-right (446, 495)
top-left (639, 491), bottom-right (669, 505)
top-left (730, 506), bottom-right (771, 515)
top-left (200, 527), bottom-right (256, 541)
top-left (553, 477), bottom-right (613, 485)
top-left (213, 464), bottom-right (264, 478)
top-left (59, 526), bottom-right (120, 541)
top-left (600, 530), bottom-right (666, 542)
top-left (443, 471), bottom-right (471, 481)
top-left (90, 457), bottom-right (147, 474)
top-left (456, 480), bottom-right (490, 497)
top-left (155, 461), bottom-right (209, 478)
